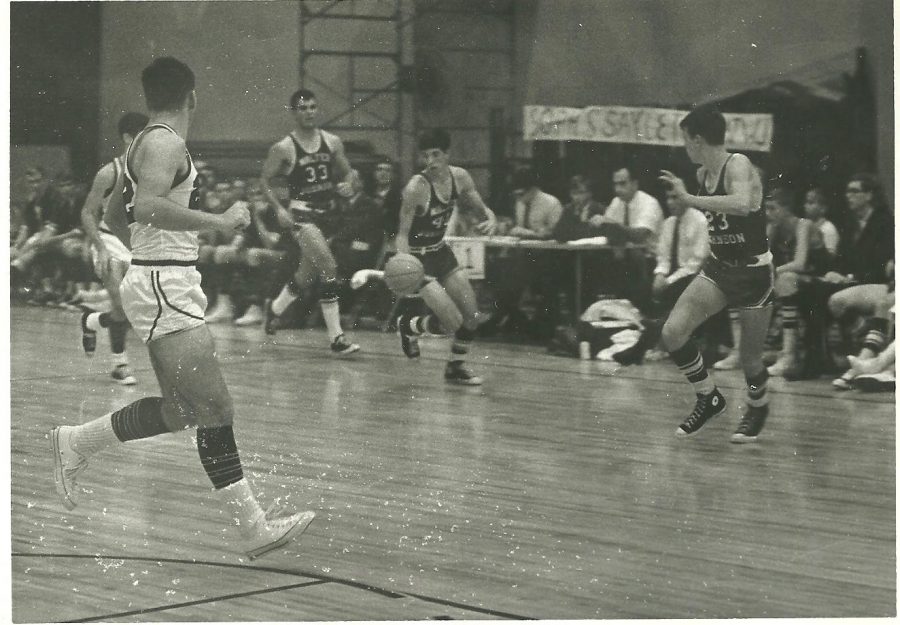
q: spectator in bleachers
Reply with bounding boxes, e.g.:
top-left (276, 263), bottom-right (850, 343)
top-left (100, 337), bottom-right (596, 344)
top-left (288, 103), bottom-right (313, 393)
top-left (788, 172), bottom-right (894, 381)
top-left (11, 168), bottom-right (87, 304)
top-left (199, 180), bottom-right (244, 323)
top-left (764, 185), bottom-right (834, 376)
top-left (803, 186), bottom-right (840, 255)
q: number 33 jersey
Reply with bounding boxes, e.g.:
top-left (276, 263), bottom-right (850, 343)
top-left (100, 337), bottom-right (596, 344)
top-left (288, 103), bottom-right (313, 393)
top-left (699, 153), bottom-right (769, 264)
top-left (285, 130), bottom-right (339, 226)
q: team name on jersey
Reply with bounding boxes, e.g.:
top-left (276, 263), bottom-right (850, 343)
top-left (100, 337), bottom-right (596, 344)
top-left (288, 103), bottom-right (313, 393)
top-left (297, 152), bottom-right (331, 168)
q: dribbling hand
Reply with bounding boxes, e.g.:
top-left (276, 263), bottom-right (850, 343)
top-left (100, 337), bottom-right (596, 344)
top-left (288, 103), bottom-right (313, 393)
top-left (219, 201), bottom-right (251, 234)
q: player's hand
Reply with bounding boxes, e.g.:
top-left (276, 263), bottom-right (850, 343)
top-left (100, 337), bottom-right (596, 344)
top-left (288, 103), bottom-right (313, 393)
top-left (336, 181), bottom-right (354, 198)
top-left (659, 170), bottom-right (689, 201)
top-left (351, 269), bottom-right (383, 289)
top-left (219, 202), bottom-right (251, 234)
top-left (475, 214), bottom-right (497, 236)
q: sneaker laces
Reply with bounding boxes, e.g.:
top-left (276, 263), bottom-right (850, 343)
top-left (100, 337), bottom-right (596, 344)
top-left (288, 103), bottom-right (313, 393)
top-left (682, 394), bottom-right (710, 430)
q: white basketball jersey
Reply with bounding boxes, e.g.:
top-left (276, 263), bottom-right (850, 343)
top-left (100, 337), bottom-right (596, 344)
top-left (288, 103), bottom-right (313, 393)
top-left (123, 123), bottom-right (200, 262)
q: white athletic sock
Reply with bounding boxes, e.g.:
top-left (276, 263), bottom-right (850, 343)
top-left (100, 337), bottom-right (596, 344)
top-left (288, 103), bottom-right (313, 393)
top-left (70, 414), bottom-right (119, 457)
top-left (221, 478), bottom-right (266, 533)
top-left (320, 299), bottom-right (342, 341)
top-left (271, 285), bottom-right (298, 316)
top-left (111, 352), bottom-right (129, 367)
top-left (86, 312), bottom-right (104, 332)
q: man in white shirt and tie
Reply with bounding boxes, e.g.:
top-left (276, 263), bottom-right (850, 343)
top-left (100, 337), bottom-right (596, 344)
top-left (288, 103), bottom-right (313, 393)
top-left (590, 166), bottom-right (664, 247)
top-left (653, 190), bottom-right (709, 308)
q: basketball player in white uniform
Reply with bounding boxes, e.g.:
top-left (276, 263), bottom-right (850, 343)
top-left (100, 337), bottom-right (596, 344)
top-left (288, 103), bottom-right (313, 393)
top-left (51, 57), bottom-right (314, 560)
top-left (78, 112), bottom-right (149, 385)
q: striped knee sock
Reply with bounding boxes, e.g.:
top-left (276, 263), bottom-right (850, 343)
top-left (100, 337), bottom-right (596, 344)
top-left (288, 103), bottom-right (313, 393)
top-left (197, 425), bottom-right (244, 490)
top-left (746, 367), bottom-right (770, 408)
top-left (450, 326), bottom-right (475, 363)
top-left (670, 342), bottom-right (716, 395)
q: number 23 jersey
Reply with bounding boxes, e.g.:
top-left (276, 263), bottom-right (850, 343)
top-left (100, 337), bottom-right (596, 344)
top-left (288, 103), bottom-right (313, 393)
top-left (699, 153), bottom-right (769, 264)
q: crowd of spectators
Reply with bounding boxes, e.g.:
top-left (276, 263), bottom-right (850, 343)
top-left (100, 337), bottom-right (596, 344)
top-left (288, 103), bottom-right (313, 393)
top-left (10, 152), bottom-right (894, 391)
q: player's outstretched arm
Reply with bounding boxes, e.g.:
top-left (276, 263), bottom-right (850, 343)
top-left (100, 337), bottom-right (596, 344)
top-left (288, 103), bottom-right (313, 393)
top-left (660, 155), bottom-right (760, 216)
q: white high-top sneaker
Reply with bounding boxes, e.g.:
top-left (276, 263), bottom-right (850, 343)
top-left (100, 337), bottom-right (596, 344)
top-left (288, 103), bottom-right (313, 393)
top-left (50, 426), bottom-right (89, 510)
top-left (243, 508), bottom-right (316, 560)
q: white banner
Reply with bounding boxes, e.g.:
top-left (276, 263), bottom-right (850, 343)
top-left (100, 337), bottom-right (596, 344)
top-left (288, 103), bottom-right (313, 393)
top-left (523, 105), bottom-right (773, 152)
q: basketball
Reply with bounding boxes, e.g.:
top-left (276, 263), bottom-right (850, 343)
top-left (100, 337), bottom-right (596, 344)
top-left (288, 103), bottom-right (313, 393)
top-left (383, 253), bottom-right (425, 295)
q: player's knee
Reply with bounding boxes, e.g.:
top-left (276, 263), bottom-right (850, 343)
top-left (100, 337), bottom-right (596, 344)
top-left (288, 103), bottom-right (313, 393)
top-left (660, 318), bottom-right (686, 351)
top-left (827, 292), bottom-right (846, 317)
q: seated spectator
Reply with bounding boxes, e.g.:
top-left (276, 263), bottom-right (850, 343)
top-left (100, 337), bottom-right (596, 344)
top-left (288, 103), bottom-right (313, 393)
top-left (803, 186), bottom-right (840, 255)
top-left (552, 174), bottom-right (605, 242)
top-left (508, 167), bottom-right (563, 239)
top-left (763, 185), bottom-right (833, 376)
top-left (590, 166), bottom-right (663, 247)
top-left (612, 190), bottom-right (709, 365)
top-left (788, 172), bottom-right (894, 380)
top-left (11, 168), bottom-right (88, 305)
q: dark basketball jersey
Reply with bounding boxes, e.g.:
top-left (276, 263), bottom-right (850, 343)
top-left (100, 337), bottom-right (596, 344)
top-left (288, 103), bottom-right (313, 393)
top-left (285, 130), bottom-right (337, 221)
top-left (699, 154), bottom-right (768, 263)
top-left (408, 171), bottom-right (458, 249)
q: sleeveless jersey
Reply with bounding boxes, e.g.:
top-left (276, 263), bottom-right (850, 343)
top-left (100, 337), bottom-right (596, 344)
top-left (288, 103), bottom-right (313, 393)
top-left (699, 154), bottom-right (769, 263)
top-left (285, 130), bottom-right (337, 220)
top-left (98, 155), bottom-right (124, 234)
top-left (123, 123), bottom-right (201, 262)
top-left (408, 171), bottom-right (458, 249)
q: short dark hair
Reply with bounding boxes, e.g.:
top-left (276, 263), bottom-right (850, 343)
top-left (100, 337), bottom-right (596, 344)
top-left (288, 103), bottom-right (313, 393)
top-left (511, 167), bottom-right (538, 191)
top-left (417, 128), bottom-right (451, 152)
top-left (141, 57), bottom-right (195, 112)
top-left (613, 165), bottom-right (641, 182)
top-left (117, 112), bottom-right (149, 138)
top-left (847, 172), bottom-right (879, 194)
top-left (680, 104), bottom-right (727, 146)
top-left (290, 89), bottom-right (317, 110)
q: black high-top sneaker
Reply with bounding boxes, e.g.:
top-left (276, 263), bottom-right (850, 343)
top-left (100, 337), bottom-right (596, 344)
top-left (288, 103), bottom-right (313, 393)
top-left (397, 314), bottom-right (420, 359)
top-left (444, 361), bottom-right (483, 386)
top-left (730, 404), bottom-right (769, 443)
top-left (675, 388), bottom-right (727, 437)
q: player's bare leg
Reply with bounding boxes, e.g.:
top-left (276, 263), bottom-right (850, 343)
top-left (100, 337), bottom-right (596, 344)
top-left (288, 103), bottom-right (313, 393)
top-left (661, 277), bottom-right (729, 436)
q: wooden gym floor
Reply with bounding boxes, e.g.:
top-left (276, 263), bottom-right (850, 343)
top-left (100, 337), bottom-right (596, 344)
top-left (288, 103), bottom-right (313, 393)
top-left (9, 306), bottom-right (895, 621)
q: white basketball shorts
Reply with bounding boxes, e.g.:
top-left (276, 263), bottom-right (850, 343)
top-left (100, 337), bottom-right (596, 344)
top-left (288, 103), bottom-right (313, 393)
top-left (121, 263), bottom-right (207, 343)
